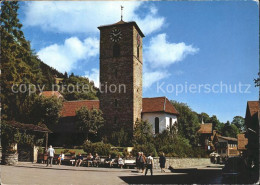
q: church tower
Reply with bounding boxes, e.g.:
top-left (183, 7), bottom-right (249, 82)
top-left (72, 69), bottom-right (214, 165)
top-left (98, 19), bottom-right (144, 138)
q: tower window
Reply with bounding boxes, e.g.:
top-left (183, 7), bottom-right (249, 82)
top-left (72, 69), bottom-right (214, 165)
top-left (137, 46), bottom-right (139, 59)
top-left (115, 69), bottom-right (118, 78)
top-left (115, 99), bottom-right (118, 107)
top-left (114, 116), bottom-right (117, 125)
top-left (113, 44), bottom-right (120, 57)
top-left (155, 117), bottom-right (159, 134)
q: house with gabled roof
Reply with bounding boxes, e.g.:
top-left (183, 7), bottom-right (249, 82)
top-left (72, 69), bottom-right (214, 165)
top-left (142, 97), bottom-right (179, 134)
top-left (198, 123), bottom-right (213, 151)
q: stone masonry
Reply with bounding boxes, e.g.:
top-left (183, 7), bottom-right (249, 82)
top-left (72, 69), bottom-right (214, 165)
top-left (98, 21), bottom-right (144, 137)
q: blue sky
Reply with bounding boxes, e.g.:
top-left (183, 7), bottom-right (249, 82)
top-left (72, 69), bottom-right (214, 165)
top-left (18, 1), bottom-right (259, 123)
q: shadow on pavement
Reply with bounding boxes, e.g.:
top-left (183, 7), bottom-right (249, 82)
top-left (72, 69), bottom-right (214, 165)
top-left (120, 168), bottom-right (212, 184)
top-left (4, 164), bottom-right (129, 173)
top-left (120, 167), bottom-right (255, 184)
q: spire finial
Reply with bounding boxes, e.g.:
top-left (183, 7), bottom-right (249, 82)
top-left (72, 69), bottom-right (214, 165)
top-left (121, 5), bottom-right (124, 21)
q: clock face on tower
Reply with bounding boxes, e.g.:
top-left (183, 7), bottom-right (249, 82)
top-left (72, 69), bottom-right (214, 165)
top-left (110, 28), bottom-right (122, 42)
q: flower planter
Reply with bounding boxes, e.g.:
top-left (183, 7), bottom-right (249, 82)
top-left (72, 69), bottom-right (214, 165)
top-left (2, 153), bottom-right (18, 165)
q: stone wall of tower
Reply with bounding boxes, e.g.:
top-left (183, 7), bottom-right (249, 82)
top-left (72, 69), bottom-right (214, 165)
top-left (133, 26), bottom-right (143, 126)
top-left (99, 23), bottom-right (143, 138)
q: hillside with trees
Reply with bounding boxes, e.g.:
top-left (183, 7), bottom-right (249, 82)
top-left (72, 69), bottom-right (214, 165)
top-left (1, 1), bottom-right (98, 122)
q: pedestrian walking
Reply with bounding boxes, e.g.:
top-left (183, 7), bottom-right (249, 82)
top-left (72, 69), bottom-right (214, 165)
top-left (159, 152), bottom-right (166, 172)
top-left (46, 145), bottom-right (55, 167)
top-left (140, 152), bottom-right (146, 173)
top-left (145, 153), bottom-right (154, 176)
top-left (136, 152), bottom-right (141, 172)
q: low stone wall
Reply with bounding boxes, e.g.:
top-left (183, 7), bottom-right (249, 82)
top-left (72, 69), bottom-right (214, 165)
top-left (153, 157), bottom-right (211, 169)
top-left (2, 153), bottom-right (18, 165)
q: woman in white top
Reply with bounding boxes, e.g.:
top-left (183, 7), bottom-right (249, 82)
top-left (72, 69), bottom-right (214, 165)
top-left (117, 155), bottom-right (124, 169)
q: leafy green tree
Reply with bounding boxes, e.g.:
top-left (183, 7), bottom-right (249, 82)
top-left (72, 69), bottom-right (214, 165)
top-left (0, 1), bottom-right (64, 121)
top-left (29, 96), bottom-right (63, 130)
top-left (61, 75), bottom-right (98, 101)
top-left (198, 112), bottom-right (210, 123)
top-left (133, 120), bottom-right (153, 145)
top-left (209, 115), bottom-right (222, 131)
top-left (171, 101), bottom-right (200, 146)
top-left (221, 121), bottom-right (239, 138)
top-left (111, 128), bottom-right (130, 147)
top-left (231, 116), bottom-right (245, 132)
top-left (76, 107), bottom-right (104, 141)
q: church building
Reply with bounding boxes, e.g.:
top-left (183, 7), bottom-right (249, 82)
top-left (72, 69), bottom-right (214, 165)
top-left (45, 17), bottom-right (179, 145)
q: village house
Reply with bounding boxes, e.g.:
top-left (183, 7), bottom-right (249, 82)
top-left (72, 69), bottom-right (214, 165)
top-left (198, 123), bottom-right (213, 151)
top-left (212, 134), bottom-right (239, 161)
top-left (244, 101), bottom-right (259, 169)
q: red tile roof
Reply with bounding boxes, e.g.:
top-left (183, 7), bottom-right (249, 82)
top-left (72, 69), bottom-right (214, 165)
top-left (237, 133), bottom-right (248, 150)
top-left (247, 101), bottom-right (259, 117)
top-left (60, 100), bottom-right (99, 117)
top-left (198, 123), bottom-right (213, 134)
top-left (218, 136), bottom-right (237, 141)
top-left (60, 97), bottom-right (179, 117)
top-left (142, 97), bottom-right (179, 115)
top-left (40, 91), bottom-right (63, 99)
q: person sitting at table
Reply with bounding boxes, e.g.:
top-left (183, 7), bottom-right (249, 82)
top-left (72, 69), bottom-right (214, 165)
top-left (93, 153), bottom-right (100, 167)
top-left (58, 152), bottom-right (65, 165)
top-left (75, 153), bottom-right (84, 167)
top-left (105, 154), bottom-right (114, 167)
top-left (86, 153), bottom-right (93, 167)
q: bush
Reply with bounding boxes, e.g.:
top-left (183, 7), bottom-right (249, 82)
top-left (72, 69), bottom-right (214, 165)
top-left (83, 141), bottom-right (111, 156)
top-left (132, 143), bottom-right (157, 157)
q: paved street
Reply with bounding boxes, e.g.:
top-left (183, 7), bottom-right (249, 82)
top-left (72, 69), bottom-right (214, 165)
top-left (0, 163), bottom-right (230, 184)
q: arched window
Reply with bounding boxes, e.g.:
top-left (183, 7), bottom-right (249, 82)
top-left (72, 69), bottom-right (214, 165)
top-left (115, 69), bottom-right (118, 78)
top-left (170, 118), bottom-right (173, 132)
top-left (137, 46), bottom-right (139, 59)
top-left (115, 99), bottom-right (118, 107)
top-left (155, 117), bottom-right (159, 134)
top-left (113, 44), bottom-right (120, 57)
top-left (114, 116), bottom-right (117, 125)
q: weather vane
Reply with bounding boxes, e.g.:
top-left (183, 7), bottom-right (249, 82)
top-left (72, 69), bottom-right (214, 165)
top-left (121, 5), bottom-right (124, 21)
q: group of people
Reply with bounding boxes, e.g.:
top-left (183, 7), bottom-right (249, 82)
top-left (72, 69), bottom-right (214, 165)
top-left (135, 152), bottom-right (155, 176)
top-left (135, 152), bottom-right (166, 176)
top-left (45, 145), bottom-right (124, 168)
top-left (45, 145), bottom-right (167, 175)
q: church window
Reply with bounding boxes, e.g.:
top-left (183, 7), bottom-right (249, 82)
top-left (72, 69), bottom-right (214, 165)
top-left (155, 117), bottom-right (159, 134)
top-left (115, 69), bottom-right (118, 78)
top-left (113, 44), bottom-right (120, 57)
top-left (115, 99), bottom-right (118, 107)
top-left (170, 118), bottom-right (173, 132)
top-left (137, 46), bottom-right (139, 59)
top-left (114, 116), bottom-right (117, 125)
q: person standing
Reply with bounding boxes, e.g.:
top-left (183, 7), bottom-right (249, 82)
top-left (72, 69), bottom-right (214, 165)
top-left (136, 152), bottom-right (141, 172)
top-left (140, 152), bottom-right (146, 173)
top-left (159, 152), bottom-right (166, 172)
top-left (145, 153), bottom-right (154, 176)
top-left (46, 145), bottom-right (55, 167)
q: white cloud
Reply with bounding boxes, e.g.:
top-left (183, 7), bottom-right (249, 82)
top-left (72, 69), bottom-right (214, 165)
top-left (37, 37), bottom-right (99, 73)
top-left (23, 1), bottom-right (164, 35)
top-left (143, 70), bottom-right (169, 89)
top-left (85, 68), bottom-right (99, 88)
top-left (142, 33), bottom-right (199, 88)
top-left (144, 33), bottom-right (199, 68)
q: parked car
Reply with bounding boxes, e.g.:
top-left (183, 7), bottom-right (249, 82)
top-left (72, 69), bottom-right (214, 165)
top-left (222, 157), bottom-right (249, 181)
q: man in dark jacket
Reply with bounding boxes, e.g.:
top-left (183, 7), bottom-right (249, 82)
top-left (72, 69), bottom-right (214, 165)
top-left (159, 152), bottom-right (166, 172)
